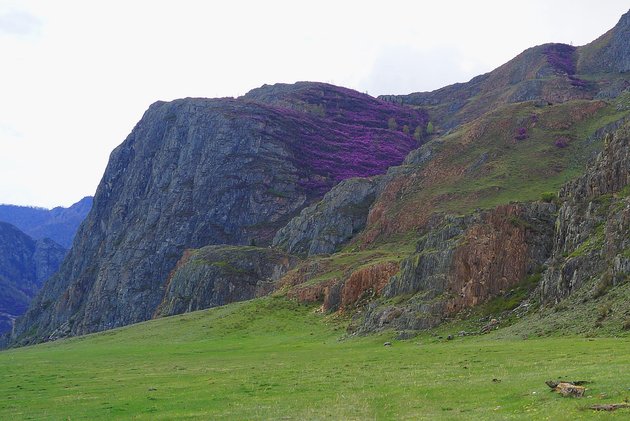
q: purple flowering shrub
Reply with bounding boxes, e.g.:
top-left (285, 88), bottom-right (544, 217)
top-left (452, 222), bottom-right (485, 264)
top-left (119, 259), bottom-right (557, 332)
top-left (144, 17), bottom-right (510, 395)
top-left (544, 43), bottom-right (577, 75)
top-left (543, 44), bottom-right (588, 88)
top-left (568, 75), bottom-right (587, 88)
top-left (514, 127), bottom-right (528, 141)
top-left (554, 136), bottom-right (570, 148)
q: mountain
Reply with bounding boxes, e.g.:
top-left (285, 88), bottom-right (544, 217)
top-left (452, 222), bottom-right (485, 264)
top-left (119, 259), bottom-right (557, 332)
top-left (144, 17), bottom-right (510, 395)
top-left (0, 222), bottom-right (66, 336)
top-left (10, 84), bottom-right (427, 344)
top-left (0, 196), bottom-right (93, 248)
top-left (380, 10), bottom-right (630, 131)
top-left (253, 12), bottom-right (630, 332)
top-left (9, 10), bottom-right (630, 347)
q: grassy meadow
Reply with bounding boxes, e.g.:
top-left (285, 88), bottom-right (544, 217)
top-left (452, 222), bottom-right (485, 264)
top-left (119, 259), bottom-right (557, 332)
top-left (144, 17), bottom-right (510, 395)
top-left (1, 296), bottom-right (629, 420)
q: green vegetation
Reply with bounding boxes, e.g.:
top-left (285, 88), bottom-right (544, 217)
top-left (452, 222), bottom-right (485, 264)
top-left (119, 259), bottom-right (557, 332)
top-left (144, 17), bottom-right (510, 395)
top-left (414, 124), bottom-right (423, 141)
top-left (1, 296), bottom-right (629, 420)
top-left (369, 100), bottom-right (630, 235)
top-left (387, 117), bottom-right (398, 130)
top-left (540, 191), bottom-right (557, 203)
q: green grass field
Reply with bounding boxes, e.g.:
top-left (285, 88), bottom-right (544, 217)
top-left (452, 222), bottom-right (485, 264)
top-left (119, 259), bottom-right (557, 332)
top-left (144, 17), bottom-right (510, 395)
top-left (1, 296), bottom-right (629, 420)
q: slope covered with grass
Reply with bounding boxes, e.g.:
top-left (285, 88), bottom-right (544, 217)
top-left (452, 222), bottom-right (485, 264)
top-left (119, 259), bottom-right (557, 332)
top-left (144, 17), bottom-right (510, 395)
top-left (1, 296), bottom-right (629, 420)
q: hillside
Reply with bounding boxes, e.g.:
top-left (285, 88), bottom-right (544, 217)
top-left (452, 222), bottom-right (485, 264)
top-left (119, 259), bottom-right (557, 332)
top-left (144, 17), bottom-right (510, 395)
top-left (10, 85), bottom-right (427, 345)
top-left (0, 196), bottom-right (92, 248)
top-left (0, 223), bottom-right (66, 337)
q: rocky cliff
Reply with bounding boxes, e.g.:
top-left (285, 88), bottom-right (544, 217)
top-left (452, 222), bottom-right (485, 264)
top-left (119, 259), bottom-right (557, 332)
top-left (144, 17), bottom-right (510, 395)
top-left (353, 203), bottom-right (556, 332)
top-left (540, 121), bottom-right (630, 303)
top-left (155, 246), bottom-right (297, 317)
top-left (0, 222), bottom-right (66, 336)
top-left (11, 83), bottom-right (427, 345)
top-left (272, 176), bottom-right (382, 256)
top-left (577, 9), bottom-right (630, 75)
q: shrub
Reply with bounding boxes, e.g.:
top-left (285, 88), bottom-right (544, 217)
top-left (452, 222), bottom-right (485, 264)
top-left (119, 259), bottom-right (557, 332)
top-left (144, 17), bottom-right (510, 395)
top-left (402, 125), bottom-right (410, 135)
top-left (554, 136), bottom-right (570, 148)
top-left (596, 302), bottom-right (612, 322)
top-left (540, 192), bottom-right (556, 203)
top-left (413, 125), bottom-right (423, 141)
top-left (592, 272), bottom-right (613, 299)
top-left (387, 117), bottom-right (398, 130)
top-left (426, 121), bottom-right (434, 135)
top-left (514, 127), bottom-right (528, 141)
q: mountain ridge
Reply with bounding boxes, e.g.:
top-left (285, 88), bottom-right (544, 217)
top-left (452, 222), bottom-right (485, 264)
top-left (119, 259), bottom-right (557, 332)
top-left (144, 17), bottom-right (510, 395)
top-left (0, 196), bottom-right (92, 249)
top-left (0, 222), bottom-right (66, 336)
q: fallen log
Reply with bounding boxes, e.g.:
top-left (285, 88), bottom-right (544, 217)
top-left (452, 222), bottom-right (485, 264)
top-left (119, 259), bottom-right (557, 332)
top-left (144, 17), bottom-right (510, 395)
top-left (589, 403), bottom-right (630, 411)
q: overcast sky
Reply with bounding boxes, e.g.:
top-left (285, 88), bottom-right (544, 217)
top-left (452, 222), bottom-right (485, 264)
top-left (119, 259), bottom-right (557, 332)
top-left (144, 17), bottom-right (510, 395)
top-left (1, 0), bottom-right (628, 208)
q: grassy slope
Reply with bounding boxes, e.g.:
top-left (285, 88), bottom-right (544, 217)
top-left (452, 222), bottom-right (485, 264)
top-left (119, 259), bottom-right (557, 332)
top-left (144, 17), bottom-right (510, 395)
top-left (1, 296), bottom-right (629, 420)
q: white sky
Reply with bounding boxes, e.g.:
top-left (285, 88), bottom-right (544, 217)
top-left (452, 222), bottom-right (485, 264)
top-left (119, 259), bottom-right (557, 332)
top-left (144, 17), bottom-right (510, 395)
top-left (1, 0), bottom-right (628, 208)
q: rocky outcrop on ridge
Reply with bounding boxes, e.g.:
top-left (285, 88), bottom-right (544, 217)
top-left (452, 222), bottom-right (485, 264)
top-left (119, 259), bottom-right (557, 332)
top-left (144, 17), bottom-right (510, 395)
top-left (540, 122), bottom-right (630, 302)
top-left (381, 10), bottom-right (630, 130)
top-left (577, 9), bottom-right (630, 74)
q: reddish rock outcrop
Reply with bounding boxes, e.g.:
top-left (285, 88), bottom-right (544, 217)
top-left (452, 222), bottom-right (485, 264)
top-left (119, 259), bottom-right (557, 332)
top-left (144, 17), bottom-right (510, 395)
top-left (446, 205), bottom-right (529, 313)
top-left (358, 202), bottom-right (556, 333)
top-left (339, 262), bottom-right (399, 311)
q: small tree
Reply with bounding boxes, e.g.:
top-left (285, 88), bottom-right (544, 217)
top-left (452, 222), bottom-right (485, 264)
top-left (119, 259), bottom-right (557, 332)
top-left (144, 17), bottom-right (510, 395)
top-left (402, 125), bottom-right (410, 135)
top-left (387, 117), bottom-right (398, 130)
top-left (426, 121), bottom-right (434, 135)
top-left (413, 125), bottom-right (423, 141)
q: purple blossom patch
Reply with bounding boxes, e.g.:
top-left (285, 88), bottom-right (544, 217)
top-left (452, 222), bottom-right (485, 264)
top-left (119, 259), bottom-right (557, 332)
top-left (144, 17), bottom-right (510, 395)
top-left (554, 136), bottom-right (570, 148)
top-left (544, 43), bottom-right (577, 75)
top-left (514, 127), bottom-right (528, 141)
top-left (245, 83), bottom-right (430, 196)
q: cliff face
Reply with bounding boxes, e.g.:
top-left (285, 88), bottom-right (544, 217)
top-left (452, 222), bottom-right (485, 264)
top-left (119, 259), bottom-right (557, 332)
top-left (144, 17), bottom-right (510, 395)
top-left (578, 10), bottom-right (630, 74)
top-left (354, 203), bottom-right (556, 332)
top-left (155, 246), bottom-right (297, 318)
top-left (0, 223), bottom-right (66, 335)
top-left (12, 83), bottom-right (427, 345)
top-left (540, 122), bottom-right (630, 302)
top-left (272, 176), bottom-right (382, 256)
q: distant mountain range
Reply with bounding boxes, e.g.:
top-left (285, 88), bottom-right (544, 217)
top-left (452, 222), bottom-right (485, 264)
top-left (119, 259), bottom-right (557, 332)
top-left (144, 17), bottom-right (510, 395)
top-left (0, 196), bottom-right (92, 248)
top-left (0, 222), bottom-right (66, 336)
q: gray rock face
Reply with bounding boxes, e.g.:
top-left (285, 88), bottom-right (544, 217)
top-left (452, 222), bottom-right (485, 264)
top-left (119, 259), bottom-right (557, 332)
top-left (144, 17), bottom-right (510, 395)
top-left (155, 246), bottom-right (297, 317)
top-left (355, 203), bottom-right (556, 333)
top-left (578, 10), bottom-right (630, 74)
top-left (540, 122), bottom-right (630, 302)
top-left (272, 177), bottom-right (382, 256)
top-left (12, 83), bottom-right (425, 346)
top-left (12, 99), bottom-right (308, 344)
top-left (0, 222), bottom-right (66, 335)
